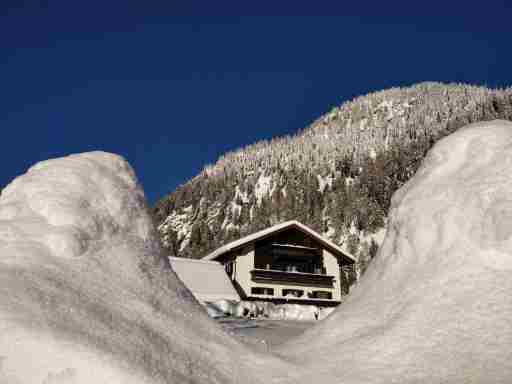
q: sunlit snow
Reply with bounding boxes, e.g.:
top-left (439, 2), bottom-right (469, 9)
top-left (279, 120), bottom-right (512, 383)
top-left (3, 119), bottom-right (512, 383)
top-left (0, 152), bottom-right (286, 384)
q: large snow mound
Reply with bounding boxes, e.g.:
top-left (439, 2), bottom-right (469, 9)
top-left (0, 152), bottom-right (154, 259)
top-left (5, 120), bottom-right (512, 384)
top-left (279, 120), bottom-right (512, 383)
top-left (0, 152), bottom-right (287, 384)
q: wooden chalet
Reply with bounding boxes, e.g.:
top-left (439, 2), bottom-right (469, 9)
top-left (203, 220), bottom-right (356, 306)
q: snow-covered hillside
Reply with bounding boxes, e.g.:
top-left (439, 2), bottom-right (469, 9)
top-left (0, 152), bottom-right (288, 384)
top-left (154, 82), bottom-right (512, 279)
top-left (278, 120), bottom-right (512, 383)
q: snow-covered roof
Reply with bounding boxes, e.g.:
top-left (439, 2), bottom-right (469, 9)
top-left (169, 257), bottom-right (240, 303)
top-left (203, 220), bottom-right (356, 263)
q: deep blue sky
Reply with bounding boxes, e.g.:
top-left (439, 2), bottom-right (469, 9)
top-left (1, 1), bottom-right (512, 203)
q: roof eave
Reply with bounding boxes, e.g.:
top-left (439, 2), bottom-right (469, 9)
top-left (203, 220), bottom-right (357, 264)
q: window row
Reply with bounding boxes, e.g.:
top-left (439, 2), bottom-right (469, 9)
top-left (250, 287), bottom-right (332, 299)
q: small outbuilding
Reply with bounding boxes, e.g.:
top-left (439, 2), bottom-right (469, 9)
top-left (169, 256), bottom-right (240, 303)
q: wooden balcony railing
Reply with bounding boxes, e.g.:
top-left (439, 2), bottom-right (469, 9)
top-left (250, 268), bottom-right (334, 288)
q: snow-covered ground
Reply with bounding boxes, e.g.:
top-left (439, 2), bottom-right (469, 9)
top-left (278, 120), bottom-right (512, 383)
top-left (219, 319), bottom-right (314, 352)
top-left (3, 119), bottom-right (512, 383)
top-left (0, 152), bottom-right (289, 384)
top-left (205, 299), bottom-right (336, 321)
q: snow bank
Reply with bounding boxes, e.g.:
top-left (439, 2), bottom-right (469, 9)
top-left (0, 152), bottom-right (287, 384)
top-left (206, 300), bottom-right (334, 321)
top-left (266, 304), bottom-right (322, 321)
top-left (0, 152), bottom-right (154, 259)
top-left (279, 120), bottom-right (512, 383)
top-left (205, 299), bottom-right (239, 318)
top-left (6, 119), bottom-right (512, 384)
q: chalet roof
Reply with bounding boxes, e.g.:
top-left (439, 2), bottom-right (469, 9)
top-left (202, 220), bottom-right (357, 263)
top-left (169, 257), bottom-right (240, 303)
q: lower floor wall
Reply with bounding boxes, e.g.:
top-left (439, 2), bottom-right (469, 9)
top-left (244, 296), bottom-right (340, 307)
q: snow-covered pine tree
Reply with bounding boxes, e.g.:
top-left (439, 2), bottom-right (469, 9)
top-left (153, 82), bottom-right (512, 277)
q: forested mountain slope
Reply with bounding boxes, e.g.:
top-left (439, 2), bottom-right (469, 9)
top-left (153, 82), bottom-right (512, 274)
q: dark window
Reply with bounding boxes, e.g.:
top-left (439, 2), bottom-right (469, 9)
top-left (254, 244), bottom-right (324, 274)
top-left (253, 228), bottom-right (325, 274)
top-left (251, 287), bottom-right (274, 296)
top-left (309, 291), bottom-right (332, 300)
top-left (282, 289), bottom-right (304, 298)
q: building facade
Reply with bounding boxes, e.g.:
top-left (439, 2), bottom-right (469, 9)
top-left (203, 221), bottom-right (356, 306)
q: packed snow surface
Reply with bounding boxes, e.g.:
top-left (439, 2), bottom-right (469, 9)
top-left (0, 152), bottom-right (288, 384)
top-left (279, 120), bottom-right (512, 383)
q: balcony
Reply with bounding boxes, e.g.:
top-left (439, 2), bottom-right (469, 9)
top-left (250, 268), bottom-right (335, 288)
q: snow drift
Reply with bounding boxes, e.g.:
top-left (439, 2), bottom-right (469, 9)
top-left (3, 119), bottom-right (512, 384)
top-left (0, 152), bottom-right (286, 384)
top-left (206, 300), bottom-right (334, 321)
top-left (280, 120), bottom-right (512, 383)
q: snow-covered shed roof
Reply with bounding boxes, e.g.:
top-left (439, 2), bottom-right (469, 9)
top-left (169, 257), bottom-right (240, 303)
top-left (203, 220), bottom-right (356, 263)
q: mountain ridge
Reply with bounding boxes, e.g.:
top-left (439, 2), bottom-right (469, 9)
top-left (153, 82), bottom-right (512, 276)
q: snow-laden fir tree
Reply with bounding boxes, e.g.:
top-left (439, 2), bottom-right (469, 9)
top-left (153, 82), bottom-right (512, 278)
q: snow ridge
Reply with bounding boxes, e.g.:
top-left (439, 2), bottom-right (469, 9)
top-left (0, 152), bottom-right (286, 384)
top-left (279, 120), bottom-right (512, 383)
